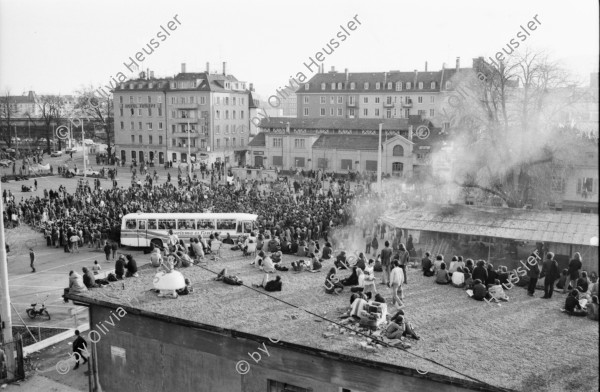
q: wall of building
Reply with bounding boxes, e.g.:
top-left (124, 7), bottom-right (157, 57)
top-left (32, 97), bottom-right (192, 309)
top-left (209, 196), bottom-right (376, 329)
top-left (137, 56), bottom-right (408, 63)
top-left (89, 305), bottom-right (474, 392)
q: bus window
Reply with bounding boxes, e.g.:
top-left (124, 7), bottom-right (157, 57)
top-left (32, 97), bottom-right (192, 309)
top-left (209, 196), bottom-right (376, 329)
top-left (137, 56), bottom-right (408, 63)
top-left (178, 219), bottom-right (195, 230)
top-left (237, 223), bottom-right (244, 233)
top-left (138, 220), bottom-right (146, 230)
top-left (147, 220), bottom-right (157, 230)
top-left (216, 219), bottom-right (236, 231)
top-left (126, 220), bottom-right (137, 230)
top-left (158, 219), bottom-right (176, 230)
top-left (197, 219), bottom-right (215, 229)
top-left (244, 221), bottom-right (253, 233)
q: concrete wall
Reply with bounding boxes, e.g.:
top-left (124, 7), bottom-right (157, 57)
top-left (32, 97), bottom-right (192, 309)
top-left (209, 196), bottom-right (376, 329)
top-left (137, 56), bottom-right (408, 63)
top-left (89, 305), bottom-right (475, 392)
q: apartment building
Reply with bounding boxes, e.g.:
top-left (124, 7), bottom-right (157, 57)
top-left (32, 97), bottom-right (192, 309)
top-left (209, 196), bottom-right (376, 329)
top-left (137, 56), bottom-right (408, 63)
top-left (296, 61), bottom-right (467, 125)
top-left (113, 62), bottom-right (252, 166)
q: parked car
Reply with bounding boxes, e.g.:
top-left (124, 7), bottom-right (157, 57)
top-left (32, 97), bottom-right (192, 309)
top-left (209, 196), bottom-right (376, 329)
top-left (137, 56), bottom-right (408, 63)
top-left (50, 151), bottom-right (64, 157)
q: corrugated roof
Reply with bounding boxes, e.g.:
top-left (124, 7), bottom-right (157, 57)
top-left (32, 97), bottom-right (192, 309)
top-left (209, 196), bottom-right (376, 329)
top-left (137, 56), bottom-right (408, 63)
top-left (312, 135), bottom-right (379, 150)
top-left (381, 205), bottom-right (599, 247)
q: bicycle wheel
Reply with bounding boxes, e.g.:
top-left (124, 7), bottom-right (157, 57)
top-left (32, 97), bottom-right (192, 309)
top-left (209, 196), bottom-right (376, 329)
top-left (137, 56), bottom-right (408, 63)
top-left (26, 309), bottom-right (37, 319)
top-left (44, 309), bottom-right (51, 320)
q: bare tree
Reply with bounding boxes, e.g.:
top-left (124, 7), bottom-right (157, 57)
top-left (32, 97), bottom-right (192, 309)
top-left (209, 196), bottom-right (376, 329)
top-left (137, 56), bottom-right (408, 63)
top-left (74, 86), bottom-right (114, 159)
top-left (0, 91), bottom-right (18, 148)
top-left (34, 94), bottom-right (64, 153)
top-left (439, 49), bottom-right (587, 208)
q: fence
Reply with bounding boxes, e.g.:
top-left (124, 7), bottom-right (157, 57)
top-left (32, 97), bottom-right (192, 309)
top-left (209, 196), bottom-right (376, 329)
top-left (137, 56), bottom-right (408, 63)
top-left (0, 336), bottom-right (25, 384)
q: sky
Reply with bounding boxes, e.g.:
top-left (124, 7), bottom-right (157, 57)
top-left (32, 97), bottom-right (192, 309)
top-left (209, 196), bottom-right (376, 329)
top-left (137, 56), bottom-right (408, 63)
top-left (0, 0), bottom-right (598, 99)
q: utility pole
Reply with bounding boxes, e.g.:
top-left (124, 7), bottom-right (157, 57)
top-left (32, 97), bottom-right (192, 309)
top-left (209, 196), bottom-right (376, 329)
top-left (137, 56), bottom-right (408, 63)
top-left (0, 181), bottom-right (16, 378)
top-left (82, 118), bottom-right (86, 178)
top-left (187, 120), bottom-right (191, 178)
top-left (377, 123), bottom-right (383, 193)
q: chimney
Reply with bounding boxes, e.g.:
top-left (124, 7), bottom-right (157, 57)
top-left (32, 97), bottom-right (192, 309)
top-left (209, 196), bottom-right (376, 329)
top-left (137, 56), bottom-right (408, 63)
top-left (414, 69), bottom-right (418, 86)
top-left (345, 68), bottom-right (349, 82)
top-left (150, 71), bottom-right (155, 79)
top-left (222, 61), bottom-right (227, 75)
top-left (249, 83), bottom-right (254, 92)
top-left (181, 63), bottom-right (186, 73)
top-left (425, 61), bottom-right (428, 72)
top-left (206, 62), bottom-right (210, 73)
top-left (330, 66), bottom-right (335, 72)
top-left (384, 72), bottom-right (387, 85)
top-left (456, 57), bottom-right (460, 72)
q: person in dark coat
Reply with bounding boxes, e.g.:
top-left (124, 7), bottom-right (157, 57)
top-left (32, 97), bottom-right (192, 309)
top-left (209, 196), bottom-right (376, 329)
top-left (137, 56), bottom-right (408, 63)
top-left (540, 252), bottom-right (560, 299)
top-left (564, 252), bottom-right (583, 294)
top-left (115, 255), bottom-right (126, 279)
top-left (72, 330), bottom-right (88, 369)
top-left (527, 256), bottom-right (541, 296)
top-left (125, 254), bottom-right (138, 277)
top-left (472, 260), bottom-right (488, 283)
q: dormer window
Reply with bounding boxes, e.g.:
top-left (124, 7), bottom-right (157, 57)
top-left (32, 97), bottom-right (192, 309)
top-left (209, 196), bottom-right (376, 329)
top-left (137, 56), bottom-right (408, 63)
top-left (431, 82), bottom-right (436, 89)
top-left (387, 82), bottom-right (392, 90)
top-left (350, 82), bottom-right (355, 90)
top-left (396, 82), bottom-right (402, 91)
top-left (337, 82), bottom-right (343, 90)
top-left (375, 82), bottom-right (381, 90)
top-left (130, 84), bottom-right (134, 89)
top-left (331, 83), bottom-right (336, 90)
top-left (445, 81), bottom-right (452, 89)
top-left (148, 83), bottom-right (153, 89)
top-left (364, 82), bottom-right (369, 89)
top-left (321, 83), bottom-right (326, 90)
top-left (406, 82), bottom-right (412, 89)
top-left (305, 84), bottom-right (309, 90)
top-left (418, 82), bottom-right (423, 89)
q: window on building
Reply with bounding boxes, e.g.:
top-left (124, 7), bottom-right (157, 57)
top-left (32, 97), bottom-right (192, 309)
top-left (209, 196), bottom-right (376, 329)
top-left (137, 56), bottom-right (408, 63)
top-left (386, 109), bottom-right (392, 118)
top-left (337, 96), bottom-right (343, 104)
top-left (330, 108), bottom-right (334, 116)
top-left (130, 121), bottom-right (134, 130)
top-left (393, 145), bottom-right (404, 156)
top-left (445, 81), bottom-right (452, 89)
top-left (216, 139), bottom-right (220, 148)
top-left (159, 136), bottom-right (163, 144)
top-left (216, 97), bottom-right (221, 105)
top-left (138, 108), bottom-right (142, 116)
top-left (365, 160), bottom-right (377, 171)
top-left (320, 108), bottom-right (326, 116)
top-left (216, 110), bottom-right (220, 119)
top-left (349, 108), bottom-right (355, 117)
top-left (363, 97), bottom-right (368, 104)
top-left (320, 96), bottom-right (326, 104)
top-left (374, 109), bottom-right (380, 116)
top-left (215, 125), bottom-right (220, 134)
top-left (304, 108), bottom-right (309, 116)
top-left (577, 178), bottom-right (597, 195)
top-left (375, 97), bottom-right (380, 104)
top-left (148, 135), bottom-right (153, 144)
top-left (304, 84), bottom-right (309, 90)
top-left (119, 108), bottom-right (124, 117)
top-left (232, 110), bottom-right (236, 119)
top-left (233, 97), bottom-right (236, 105)
top-left (294, 157), bottom-right (305, 167)
top-left (418, 110), bottom-right (427, 116)
top-left (225, 97), bottom-right (229, 105)
top-left (130, 108), bottom-right (135, 116)
top-left (363, 108), bottom-right (368, 116)
top-left (138, 96), bottom-right (142, 103)
top-left (418, 82), bottom-right (423, 89)
top-left (350, 82), bottom-right (355, 90)
top-left (329, 96), bottom-right (334, 104)
top-left (406, 82), bottom-right (412, 89)
top-left (396, 82), bottom-right (402, 91)
top-left (120, 121), bottom-right (124, 130)
top-left (551, 176), bottom-right (565, 193)
top-left (430, 109), bottom-right (435, 117)
top-left (147, 122), bottom-right (152, 130)
top-left (138, 122), bottom-right (142, 130)
top-left (158, 122), bottom-right (163, 130)
top-left (387, 82), bottom-right (392, 90)
top-left (418, 96), bottom-right (423, 104)
top-left (138, 135), bottom-right (142, 143)
top-left (341, 159), bottom-right (352, 170)
top-left (273, 138), bottom-right (282, 147)
top-left (431, 82), bottom-right (436, 89)
top-left (364, 82), bottom-right (369, 89)
top-left (225, 125), bottom-right (229, 133)
top-left (337, 108), bottom-right (343, 116)
top-left (430, 96), bottom-right (435, 103)
top-left (331, 83), bottom-right (336, 90)
top-left (119, 96), bottom-right (124, 104)
top-left (392, 162), bottom-right (404, 173)
top-left (375, 82), bottom-right (380, 90)
top-left (129, 96), bottom-right (133, 103)
top-left (294, 139), bottom-right (305, 148)
top-left (386, 96), bottom-right (392, 105)
top-left (131, 135), bottom-right (134, 143)
top-left (321, 83), bottom-right (326, 90)
top-left (273, 156), bottom-right (283, 166)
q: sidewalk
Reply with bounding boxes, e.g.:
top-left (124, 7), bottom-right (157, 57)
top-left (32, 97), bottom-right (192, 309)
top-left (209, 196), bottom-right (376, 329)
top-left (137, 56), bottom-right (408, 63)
top-left (2, 374), bottom-right (84, 392)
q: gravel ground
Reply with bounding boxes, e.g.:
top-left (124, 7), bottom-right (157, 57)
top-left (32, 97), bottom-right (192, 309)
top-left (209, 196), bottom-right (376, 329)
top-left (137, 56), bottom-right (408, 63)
top-left (76, 246), bottom-right (599, 392)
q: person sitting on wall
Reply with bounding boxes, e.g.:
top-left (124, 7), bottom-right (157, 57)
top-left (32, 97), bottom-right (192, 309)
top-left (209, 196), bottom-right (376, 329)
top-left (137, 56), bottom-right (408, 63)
top-left (421, 252), bottom-right (434, 277)
top-left (488, 279), bottom-right (509, 301)
top-left (252, 274), bottom-right (282, 292)
top-left (214, 268), bottom-right (243, 286)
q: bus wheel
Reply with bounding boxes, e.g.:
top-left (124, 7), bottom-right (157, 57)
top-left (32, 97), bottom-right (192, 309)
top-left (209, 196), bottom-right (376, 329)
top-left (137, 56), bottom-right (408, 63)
top-left (150, 239), bottom-right (163, 249)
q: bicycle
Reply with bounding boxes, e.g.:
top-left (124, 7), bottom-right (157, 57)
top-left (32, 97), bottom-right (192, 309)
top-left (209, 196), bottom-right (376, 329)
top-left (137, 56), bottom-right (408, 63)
top-left (26, 295), bottom-right (51, 320)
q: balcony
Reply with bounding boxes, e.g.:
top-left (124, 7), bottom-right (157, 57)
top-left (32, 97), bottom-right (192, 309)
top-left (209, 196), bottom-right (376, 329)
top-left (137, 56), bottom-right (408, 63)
top-left (402, 100), bottom-right (413, 108)
top-left (172, 116), bottom-right (199, 122)
top-left (170, 145), bottom-right (208, 153)
top-left (346, 101), bottom-right (357, 108)
top-left (172, 131), bottom-right (206, 138)
top-left (383, 102), bottom-right (394, 108)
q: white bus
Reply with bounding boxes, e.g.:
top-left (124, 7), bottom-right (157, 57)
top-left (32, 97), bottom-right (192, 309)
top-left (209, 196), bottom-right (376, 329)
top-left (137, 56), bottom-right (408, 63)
top-left (120, 212), bottom-right (258, 248)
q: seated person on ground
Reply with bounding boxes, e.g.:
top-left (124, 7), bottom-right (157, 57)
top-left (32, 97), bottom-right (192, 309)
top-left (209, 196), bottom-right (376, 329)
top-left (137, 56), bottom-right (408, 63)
top-left (388, 310), bottom-right (420, 340)
top-left (214, 268), bottom-right (243, 286)
top-left (261, 254), bottom-right (275, 273)
top-left (176, 278), bottom-right (194, 295)
top-left (291, 259), bottom-right (307, 272)
top-left (587, 295), bottom-right (599, 321)
top-left (472, 260), bottom-right (488, 283)
top-left (289, 240), bottom-right (299, 255)
top-left (150, 246), bottom-right (163, 267)
top-left (471, 279), bottom-right (492, 301)
top-left (448, 256), bottom-right (459, 275)
top-left (485, 263), bottom-right (498, 286)
top-left (191, 238), bottom-right (204, 260)
top-left (496, 266), bottom-right (509, 286)
top-left (449, 256), bottom-right (465, 275)
top-left (271, 251), bottom-right (282, 264)
top-left (125, 255), bottom-right (138, 277)
top-left (556, 269), bottom-right (570, 291)
top-left (355, 253), bottom-right (367, 271)
top-left (564, 289), bottom-right (587, 316)
top-left (488, 279), bottom-right (509, 301)
top-left (335, 251), bottom-right (349, 270)
top-left (463, 271), bottom-right (474, 290)
top-left (422, 252), bottom-right (434, 277)
top-left (92, 260), bottom-right (102, 275)
top-left (464, 259), bottom-right (475, 274)
top-left (435, 262), bottom-right (451, 285)
top-left (451, 266), bottom-right (465, 288)
top-left (268, 238), bottom-right (281, 253)
top-left (309, 254), bottom-right (322, 272)
top-left (253, 274), bottom-right (282, 292)
top-left (433, 255), bottom-right (444, 273)
top-left (222, 233), bottom-right (235, 245)
top-left (342, 266), bottom-right (360, 286)
top-left (325, 267), bottom-right (344, 294)
top-left (251, 251), bottom-right (265, 266)
top-left (175, 251), bottom-right (193, 267)
top-left (351, 268), bottom-right (365, 293)
top-left (577, 272), bottom-right (590, 296)
top-left (280, 239), bottom-right (291, 254)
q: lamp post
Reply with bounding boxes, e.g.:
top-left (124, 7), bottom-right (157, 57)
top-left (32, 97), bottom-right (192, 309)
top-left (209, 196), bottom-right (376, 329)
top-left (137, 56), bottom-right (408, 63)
top-left (377, 123), bottom-right (383, 192)
top-left (187, 120), bottom-right (191, 177)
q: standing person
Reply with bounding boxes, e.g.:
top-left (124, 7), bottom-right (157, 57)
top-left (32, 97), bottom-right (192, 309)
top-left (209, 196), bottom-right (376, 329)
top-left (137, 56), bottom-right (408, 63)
top-left (370, 234), bottom-right (379, 258)
top-left (540, 252), bottom-right (560, 299)
top-left (72, 330), bottom-right (88, 370)
top-left (103, 241), bottom-right (111, 262)
top-left (397, 243), bottom-right (410, 284)
top-left (564, 252), bottom-right (583, 294)
top-left (111, 241), bottom-right (118, 260)
top-left (389, 260), bottom-right (405, 308)
top-left (380, 240), bottom-right (393, 287)
top-left (34, 179), bottom-right (37, 191)
top-left (29, 248), bottom-right (36, 273)
top-left (527, 254), bottom-right (541, 296)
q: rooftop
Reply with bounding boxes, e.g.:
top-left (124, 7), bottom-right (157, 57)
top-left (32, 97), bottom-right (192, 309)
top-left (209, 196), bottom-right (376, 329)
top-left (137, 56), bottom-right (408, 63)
top-left (258, 117), bottom-right (411, 131)
top-left (382, 204), bottom-right (600, 247)
top-left (69, 246), bottom-right (599, 392)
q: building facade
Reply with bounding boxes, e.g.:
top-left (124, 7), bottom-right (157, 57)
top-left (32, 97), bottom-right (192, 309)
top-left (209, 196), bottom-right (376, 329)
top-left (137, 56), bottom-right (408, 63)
top-left (113, 63), bottom-right (252, 166)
